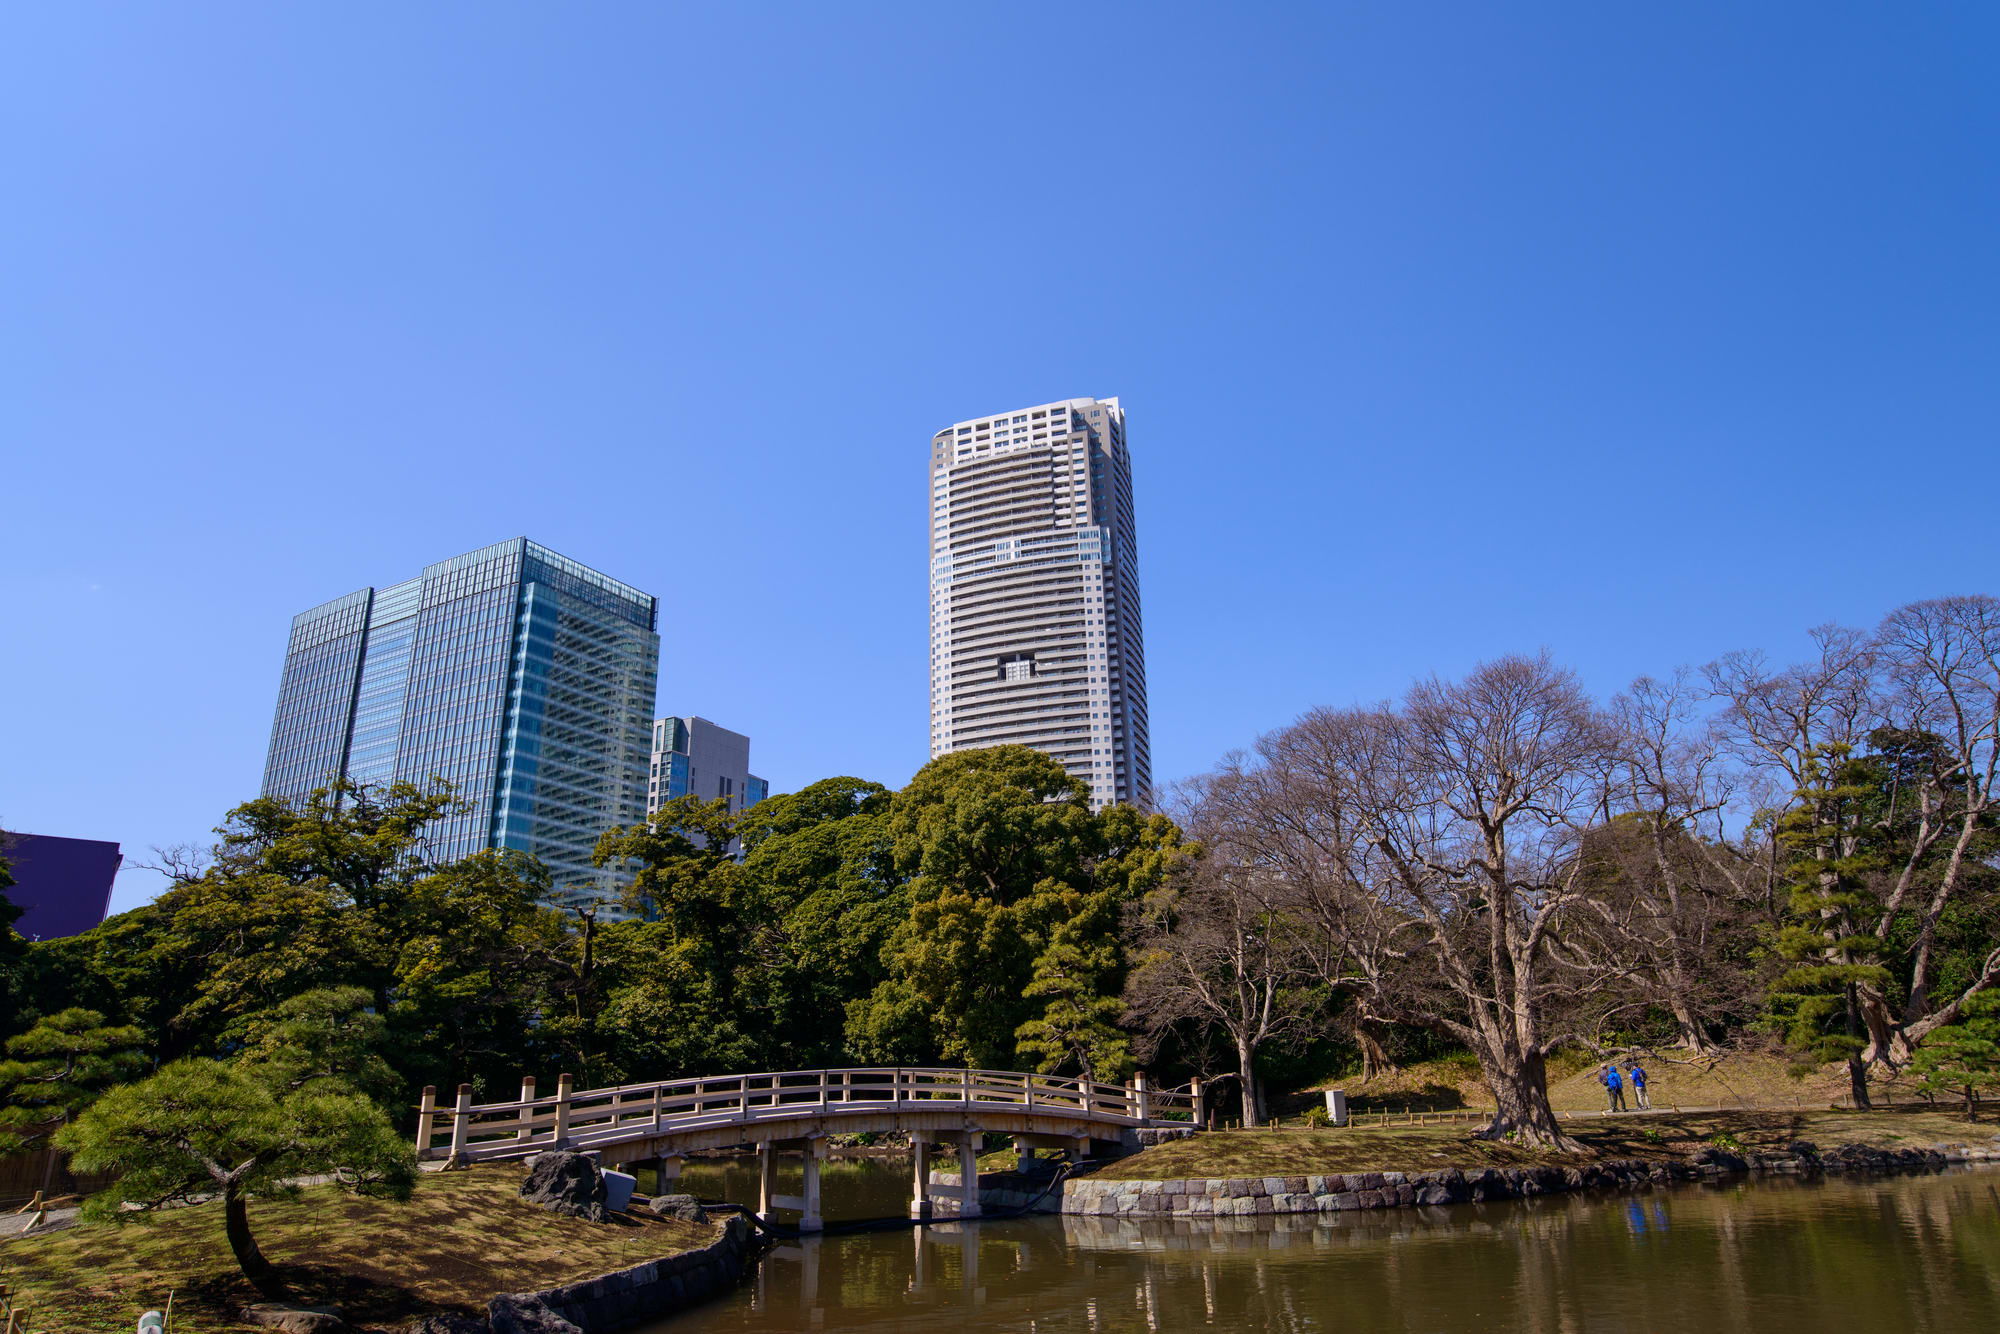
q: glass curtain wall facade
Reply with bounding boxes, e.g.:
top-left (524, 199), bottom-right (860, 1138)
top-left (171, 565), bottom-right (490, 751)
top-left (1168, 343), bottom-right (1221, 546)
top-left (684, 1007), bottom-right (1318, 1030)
top-left (926, 396), bottom-right (1153, 809)
top-left (261, 539), bottom-right (660, 908)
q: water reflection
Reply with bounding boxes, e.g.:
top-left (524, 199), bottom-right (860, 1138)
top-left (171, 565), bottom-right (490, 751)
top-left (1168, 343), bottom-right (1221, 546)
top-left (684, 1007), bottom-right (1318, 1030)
top-left (654, 1168), bottom-right (2000, 1333)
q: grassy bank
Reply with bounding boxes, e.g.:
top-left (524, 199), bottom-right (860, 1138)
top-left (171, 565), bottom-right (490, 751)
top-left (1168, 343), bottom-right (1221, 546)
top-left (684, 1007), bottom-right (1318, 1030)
top-left (0, 1166), bottom-right (713, 1333)
top-left (1251, 1046), bottom-right (1966, 1124)
top-left (1095, 1108), bottom-right (1989, 1181)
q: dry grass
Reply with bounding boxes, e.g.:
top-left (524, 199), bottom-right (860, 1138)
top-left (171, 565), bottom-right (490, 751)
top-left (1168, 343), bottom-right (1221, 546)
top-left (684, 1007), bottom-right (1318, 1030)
top-left (0, 1166), bottom-right (715, 1333)
top-left (1263, 1045), bottom-right (1943, 1119)
top-left (1096, 1108), bottom-right (1990, 1181)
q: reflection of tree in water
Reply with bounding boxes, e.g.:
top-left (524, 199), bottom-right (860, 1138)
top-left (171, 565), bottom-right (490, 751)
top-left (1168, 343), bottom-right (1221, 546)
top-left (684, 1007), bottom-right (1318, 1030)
top-left (668, 1172), bottom-right (2000, 1333)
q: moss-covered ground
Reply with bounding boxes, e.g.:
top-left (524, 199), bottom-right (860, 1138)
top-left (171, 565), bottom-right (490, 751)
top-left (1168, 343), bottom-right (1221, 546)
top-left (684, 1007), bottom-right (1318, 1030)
top-left (0, 1165), bottom-right (714, 1333)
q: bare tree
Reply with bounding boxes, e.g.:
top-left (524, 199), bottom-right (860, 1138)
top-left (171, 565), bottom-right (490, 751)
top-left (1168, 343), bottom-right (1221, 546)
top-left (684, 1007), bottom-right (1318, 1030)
top-left (1243, 655), bottom-right (1620, 1147)
top-left (1124, 797), bottom-right (1315, 1127)
top-left (1869, 596), bottom-right (2000, 1050)
top-left (1582, 671), bottom-right (1764, 1051)
top-left (1222, 724), bottom-right (1438, 1083)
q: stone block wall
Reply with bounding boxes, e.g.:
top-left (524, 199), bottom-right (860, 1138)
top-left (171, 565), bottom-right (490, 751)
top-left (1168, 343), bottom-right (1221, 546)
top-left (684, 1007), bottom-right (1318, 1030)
top-left (491, 1215), bottom-right (753, 1332)
top-left (1052, 1141), bottom-right (1998, 1220)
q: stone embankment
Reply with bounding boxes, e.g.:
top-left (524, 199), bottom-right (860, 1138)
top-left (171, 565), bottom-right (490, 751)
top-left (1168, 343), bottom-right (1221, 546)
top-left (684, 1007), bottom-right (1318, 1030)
top-left (1054, 1139), bottom-right (1998, 1220)
top-left (481, 1214), bottom-right (754, 1334)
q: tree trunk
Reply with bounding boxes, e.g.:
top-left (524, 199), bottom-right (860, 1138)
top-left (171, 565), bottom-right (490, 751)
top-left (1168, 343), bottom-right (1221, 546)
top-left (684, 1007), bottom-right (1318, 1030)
top-left (224, 1186), bottom-right (282, 1297)
top-left (1845, 1055), bottom-right (1871, 1110)
top-left (1355, 1015), bottom-right (1398, 1083)
top-left (1670, 999), bottom-right (1711, 1053)
top-left (1845, 985), bottom-right (1872, 1109)
top-left (1236, 1037), bottom-right (1260, 1127)
top-left (1475, 1045), bottom-right (1575, 1149)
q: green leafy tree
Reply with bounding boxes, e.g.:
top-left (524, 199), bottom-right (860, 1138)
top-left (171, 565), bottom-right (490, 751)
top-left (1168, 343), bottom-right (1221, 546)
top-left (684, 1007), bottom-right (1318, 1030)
top-left (590, 779), bottom-right (913, 1081)
top-left (384, 849), bottom-right (571, 1099)
top-left (595, 795), bottom-right (743, 935)
top-left (213, 778), bottom-right (462, 915)
top-left (0, 1008), bottom-right (148, 1165)
top-left (850, 747), bottom-right (1191, 1073)
top-left (739, 778), bottom-right (904, 1068)
top-left (56, 1059), bottom-right (415, 1296)
top-left (1910, 991), bottom-right (2000, 1119)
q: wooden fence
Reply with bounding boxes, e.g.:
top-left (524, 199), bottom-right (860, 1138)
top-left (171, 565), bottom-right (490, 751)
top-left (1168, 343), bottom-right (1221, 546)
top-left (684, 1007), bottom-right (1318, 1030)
top-left (0, 1147), bottom-right (113, 1212)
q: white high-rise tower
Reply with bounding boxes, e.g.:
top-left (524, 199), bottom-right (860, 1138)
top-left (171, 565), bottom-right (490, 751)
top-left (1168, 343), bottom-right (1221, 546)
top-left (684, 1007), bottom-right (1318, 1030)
top-left (926, 396), bottom-right (1153, 809)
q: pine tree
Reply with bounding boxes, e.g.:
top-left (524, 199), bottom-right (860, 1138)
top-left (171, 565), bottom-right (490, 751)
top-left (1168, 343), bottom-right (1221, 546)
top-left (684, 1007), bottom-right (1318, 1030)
top-left (0, 1007), bottom-right (148, 1156)
top-left (1766, 746), bottom-right (1894, 1108)
top-left (1910, 992), bottom-right (2000, 1120)
top-left (1014, 933), bottom-right (1133, 1083)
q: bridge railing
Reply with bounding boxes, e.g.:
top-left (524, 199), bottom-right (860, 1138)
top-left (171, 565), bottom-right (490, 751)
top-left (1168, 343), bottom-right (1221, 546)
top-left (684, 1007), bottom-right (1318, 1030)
top-left (416, 1067), bottom-right (1195, 1162)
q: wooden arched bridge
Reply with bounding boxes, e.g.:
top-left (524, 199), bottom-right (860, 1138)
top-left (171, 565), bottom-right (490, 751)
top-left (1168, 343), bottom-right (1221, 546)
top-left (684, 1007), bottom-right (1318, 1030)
top-left (416, 1067), bottom-right (1199, 1232)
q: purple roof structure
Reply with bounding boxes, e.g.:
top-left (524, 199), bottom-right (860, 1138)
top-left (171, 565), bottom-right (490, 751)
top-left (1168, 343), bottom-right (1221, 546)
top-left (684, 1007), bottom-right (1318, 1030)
top-left (1, 832), bottom-right (121, 941)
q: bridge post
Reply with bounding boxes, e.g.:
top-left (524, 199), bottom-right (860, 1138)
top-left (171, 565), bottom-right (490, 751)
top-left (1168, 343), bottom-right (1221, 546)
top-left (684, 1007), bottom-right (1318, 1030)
top-left (909, 1138), bottom-right (932, 1219)
top-left (952, 1132), bottom-right (983, 1219)
top-left (516, 1076), bottom-right (536, 1143)
top-left (650, 1153), bottom-right (683, 1194)
top-left (1013, 1135), bottom-right (1035, 1173)
top-left (447, 1084), bottom-right (473, 1164)
top-left (1069, 1133), bottom-right (1089, 1164)
top-left (416, 1085), bottom-right (436, 1158)
top-left (757, 1140), bottom-right (777, 1220)
top-left (1134, 1071), bottom-right (1150, 1122)
top-left (553, 1073), bottom-right (573, 1145)
top-left (1191, 1078), bottom-right (1206, 1130)
top-left (799, 1136), bottom-right (825, 1233)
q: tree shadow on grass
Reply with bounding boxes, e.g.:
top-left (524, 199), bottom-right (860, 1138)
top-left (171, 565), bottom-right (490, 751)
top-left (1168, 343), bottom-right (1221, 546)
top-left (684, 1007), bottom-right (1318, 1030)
top-left (177, 1263), bottom-right (481, 1330)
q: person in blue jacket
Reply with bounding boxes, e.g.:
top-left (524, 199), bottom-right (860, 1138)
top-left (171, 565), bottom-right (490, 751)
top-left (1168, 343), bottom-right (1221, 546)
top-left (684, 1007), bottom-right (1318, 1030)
top-left (1602, 1063), bottom-right (1625, 1112)
top-left (1628, 1061), bottom-right (1650, 1110)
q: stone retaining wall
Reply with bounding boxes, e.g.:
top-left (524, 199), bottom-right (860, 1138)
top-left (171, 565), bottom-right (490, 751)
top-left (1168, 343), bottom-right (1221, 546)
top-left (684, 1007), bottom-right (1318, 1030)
top-left (488, 1215), bottom-right (754, 1333)
top-left (1054, 1140), bottom-right (1999, 1220)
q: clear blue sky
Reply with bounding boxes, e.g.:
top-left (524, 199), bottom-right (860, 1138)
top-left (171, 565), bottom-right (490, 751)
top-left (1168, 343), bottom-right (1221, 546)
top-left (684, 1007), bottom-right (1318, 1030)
top-left (5, 5), bottom-right (1996, 914)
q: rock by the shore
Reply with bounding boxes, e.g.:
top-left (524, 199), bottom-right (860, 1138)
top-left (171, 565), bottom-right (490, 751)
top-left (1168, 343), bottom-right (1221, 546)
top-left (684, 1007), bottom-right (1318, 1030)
top-left (399, 1315), bottom-right (487, 1334)
top-left (650, 1192), bottom-right (709, 1223)
top-left (488, 1293), bottom-right (583, 1334)
top-left (240, 1305), bottom-right (349, 1334)
top-left (1693, 1145), bottom-right (1749, 1173)
top-left (519, 1150), bottom-right (607, 1222)
top-left (1135, 1127), bottom-right (1198, 1147)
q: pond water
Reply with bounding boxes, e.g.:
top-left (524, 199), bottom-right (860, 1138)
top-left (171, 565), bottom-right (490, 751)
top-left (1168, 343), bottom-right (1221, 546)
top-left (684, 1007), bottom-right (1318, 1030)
top-left (651, 1158), bottom-right (2000, 1333)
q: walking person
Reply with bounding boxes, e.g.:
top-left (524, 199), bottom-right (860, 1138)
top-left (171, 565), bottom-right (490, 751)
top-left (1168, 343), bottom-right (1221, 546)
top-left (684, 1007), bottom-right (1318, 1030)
top-left (1602, 1063), bottom-right (1625, 1113)
top-left (1628, 1061), bottom-right (1650, 1110)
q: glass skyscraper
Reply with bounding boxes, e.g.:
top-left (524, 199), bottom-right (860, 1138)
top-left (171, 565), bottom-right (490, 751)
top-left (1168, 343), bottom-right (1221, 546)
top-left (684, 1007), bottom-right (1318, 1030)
top-left (262, 538), bottom-right (660, 908)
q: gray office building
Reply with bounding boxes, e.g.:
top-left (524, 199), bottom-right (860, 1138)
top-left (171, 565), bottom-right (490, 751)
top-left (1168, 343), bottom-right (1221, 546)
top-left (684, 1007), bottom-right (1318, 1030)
top-left (262, 538), bottom-right (660, 908)
top-left (648, 716), bottom-right (768, 816)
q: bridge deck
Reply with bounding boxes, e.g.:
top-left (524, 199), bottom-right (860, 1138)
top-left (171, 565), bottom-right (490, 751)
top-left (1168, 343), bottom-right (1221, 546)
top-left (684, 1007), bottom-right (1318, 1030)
top-left (417, 1067), bottom-right (1194, 1164)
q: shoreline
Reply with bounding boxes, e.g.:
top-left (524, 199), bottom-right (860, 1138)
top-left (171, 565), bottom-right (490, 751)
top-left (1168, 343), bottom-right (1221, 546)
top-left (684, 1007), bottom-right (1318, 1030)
top-left (1046, 1139), bottom-right (1999, 1220)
